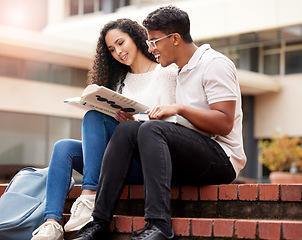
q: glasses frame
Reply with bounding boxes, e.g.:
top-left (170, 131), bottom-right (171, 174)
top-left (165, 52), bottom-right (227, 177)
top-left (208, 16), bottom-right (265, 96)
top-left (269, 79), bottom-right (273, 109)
top-left (146, 33), bottom-right (175, 49)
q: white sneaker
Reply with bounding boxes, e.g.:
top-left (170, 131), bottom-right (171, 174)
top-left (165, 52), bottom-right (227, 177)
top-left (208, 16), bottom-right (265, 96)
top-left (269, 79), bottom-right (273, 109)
top-left (64, 196), bottom-right (95, 232)
top-left (31, 221), bottom-right (64, 240)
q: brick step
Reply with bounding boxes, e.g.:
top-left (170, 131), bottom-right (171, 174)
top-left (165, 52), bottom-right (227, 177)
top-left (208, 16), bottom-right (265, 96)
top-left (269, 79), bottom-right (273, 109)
top-left (65, 184), bottom-right (302, 220)
top-left (62, 215), bottom-right (302, 240)
top-left (1, 183), bottom-right (302, 239)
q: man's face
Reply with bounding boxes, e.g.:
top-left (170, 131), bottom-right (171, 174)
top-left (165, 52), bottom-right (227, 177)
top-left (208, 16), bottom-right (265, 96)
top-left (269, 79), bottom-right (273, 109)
top-left (146, 30), bottom-right (175, 67)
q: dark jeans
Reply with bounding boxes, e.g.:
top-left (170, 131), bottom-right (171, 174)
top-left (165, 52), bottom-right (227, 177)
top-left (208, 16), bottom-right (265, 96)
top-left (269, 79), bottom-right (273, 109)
top-left (92, 120), bottom-right (236, 223)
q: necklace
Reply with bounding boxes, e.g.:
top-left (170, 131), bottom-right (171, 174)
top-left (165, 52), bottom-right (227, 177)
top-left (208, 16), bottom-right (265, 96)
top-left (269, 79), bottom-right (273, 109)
top-left (131, 62), bottom-right (153, 74)
top-left (145, 62), bottom-right (153, 73)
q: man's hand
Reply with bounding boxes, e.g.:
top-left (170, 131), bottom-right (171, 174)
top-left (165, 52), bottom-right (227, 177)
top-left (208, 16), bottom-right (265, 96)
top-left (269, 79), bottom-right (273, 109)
top-left (147, 105), bottom-right (180, 119)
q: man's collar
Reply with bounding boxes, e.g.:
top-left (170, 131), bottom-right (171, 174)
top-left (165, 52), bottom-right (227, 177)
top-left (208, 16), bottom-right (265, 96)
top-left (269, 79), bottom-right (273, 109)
top-left (180, 44), bottom-right (211, 72)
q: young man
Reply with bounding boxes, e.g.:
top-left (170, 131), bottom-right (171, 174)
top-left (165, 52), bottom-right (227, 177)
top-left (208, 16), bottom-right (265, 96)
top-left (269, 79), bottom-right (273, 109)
top-left (73, 6), bottom-right (246, 240)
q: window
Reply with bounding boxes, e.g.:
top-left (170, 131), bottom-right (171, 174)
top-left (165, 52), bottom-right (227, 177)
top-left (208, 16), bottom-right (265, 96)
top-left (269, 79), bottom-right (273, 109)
top-left (0, 56), bottom-right (88, 87)
top-left (0, 112), bottom-right (47, 166)
top-left (24, 61), bottom-right (50, 82)
top-left (264, 54), bottom-right (280, 75)
top-left (0, 112), bottom-right (82, 167)
top-left (98, 0), bottom-right (103, 11)
top-left (84, 0), bottom-right (94, 14)
top-left (0, 56), bottom-right (23, 79)
top-left (70, 0), bottom-right (79, 15)
top-left (67, 0), bottom-right (130, 16)
top-left (206, 26), bottom-right (302, 75)
top-left (73, 68), bottom-right (88, 87)
top-left (50, 65), bottom-right (73, 85)
top-left (286, 50), bottom-right (302, 74)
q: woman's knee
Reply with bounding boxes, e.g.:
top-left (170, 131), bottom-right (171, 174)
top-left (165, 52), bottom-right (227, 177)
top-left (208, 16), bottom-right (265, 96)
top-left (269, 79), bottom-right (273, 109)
top-left (54, 139), bottom-right (76, 151)
top-left (83, 111), bottom-right (118, 132)
top-left (83, 110), bottom-right (102, 124)
top-left (83, 110), bottom-right (115, 123)
top-left (52, 139), bottom-right (82, 159)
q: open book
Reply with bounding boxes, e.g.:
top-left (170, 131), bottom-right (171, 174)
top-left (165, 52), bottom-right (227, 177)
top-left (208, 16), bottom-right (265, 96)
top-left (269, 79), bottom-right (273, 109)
top-left (136, 112), bottom-right (211, 137)
top-left (64, 84), bottom-right (210, 137)
top-left (64, 84), bottom-right (149, 119)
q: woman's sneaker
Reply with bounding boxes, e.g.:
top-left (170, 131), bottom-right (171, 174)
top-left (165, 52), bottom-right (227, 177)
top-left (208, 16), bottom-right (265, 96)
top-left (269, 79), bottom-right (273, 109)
top-left (64, 196), bottom-right (95, 232)
top-left (31, 221), bottom-right (64, 240)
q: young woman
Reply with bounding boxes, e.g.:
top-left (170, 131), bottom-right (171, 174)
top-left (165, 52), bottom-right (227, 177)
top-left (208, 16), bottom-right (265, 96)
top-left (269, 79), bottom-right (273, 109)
top-left (31, 18), bottom-right (177, 240)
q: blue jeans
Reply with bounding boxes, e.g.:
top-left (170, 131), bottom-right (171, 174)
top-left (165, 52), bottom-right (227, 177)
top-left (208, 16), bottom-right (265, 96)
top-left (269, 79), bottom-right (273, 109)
top-left (93, 120), bottom-right (236, 223)
top-left (44, 110), bottom-right (143, 222)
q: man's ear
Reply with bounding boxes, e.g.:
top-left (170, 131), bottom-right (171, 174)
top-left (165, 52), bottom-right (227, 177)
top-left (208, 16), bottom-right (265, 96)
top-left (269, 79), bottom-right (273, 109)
top-left (172, 33), bottom-right (182, 46)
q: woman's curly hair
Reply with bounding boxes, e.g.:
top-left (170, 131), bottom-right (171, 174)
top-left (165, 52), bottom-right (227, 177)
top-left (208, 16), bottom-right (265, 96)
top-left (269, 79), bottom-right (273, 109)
top-left (87, 18), bottom-right (156, 93)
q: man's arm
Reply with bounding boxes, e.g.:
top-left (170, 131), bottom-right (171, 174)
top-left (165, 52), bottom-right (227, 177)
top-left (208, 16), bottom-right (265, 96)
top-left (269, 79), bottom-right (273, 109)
top-left (147, 100), bottom-right (236, 135)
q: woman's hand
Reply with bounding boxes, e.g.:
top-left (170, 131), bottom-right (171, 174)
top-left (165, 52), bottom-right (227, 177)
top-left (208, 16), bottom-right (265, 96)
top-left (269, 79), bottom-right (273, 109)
top-left (115, 111), bottom-right (135, 122)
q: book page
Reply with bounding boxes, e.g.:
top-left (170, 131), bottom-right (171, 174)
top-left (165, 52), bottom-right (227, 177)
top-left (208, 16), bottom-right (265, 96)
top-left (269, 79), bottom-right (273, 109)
top-left (64, 85), bottom-right (149, 119)
top-left (80, 86), bottom-right (149, 115)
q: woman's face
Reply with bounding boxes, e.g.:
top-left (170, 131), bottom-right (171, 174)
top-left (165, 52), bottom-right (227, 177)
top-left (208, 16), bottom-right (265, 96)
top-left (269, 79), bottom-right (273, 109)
top-left (105, 28), bottom-right (138, 66)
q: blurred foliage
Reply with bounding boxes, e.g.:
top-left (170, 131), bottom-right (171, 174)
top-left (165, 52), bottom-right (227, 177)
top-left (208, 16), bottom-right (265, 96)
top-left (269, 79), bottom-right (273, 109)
top-left (259, 134), bottom-right (302, 172)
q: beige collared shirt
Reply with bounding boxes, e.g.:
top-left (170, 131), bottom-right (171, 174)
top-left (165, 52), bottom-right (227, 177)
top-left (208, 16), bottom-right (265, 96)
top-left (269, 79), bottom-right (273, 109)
top-left (176, 44), bottom-right (247, 176)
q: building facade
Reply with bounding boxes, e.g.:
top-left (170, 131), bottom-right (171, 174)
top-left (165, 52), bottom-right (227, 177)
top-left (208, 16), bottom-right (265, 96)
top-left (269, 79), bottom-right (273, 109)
top-left (0, 0), bottom-right (301, 182)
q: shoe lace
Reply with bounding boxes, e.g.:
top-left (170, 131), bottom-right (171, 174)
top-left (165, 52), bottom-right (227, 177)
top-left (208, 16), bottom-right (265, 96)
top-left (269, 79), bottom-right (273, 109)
top-left (132, 222), bottom-right (156, 239)
top-left (32, 222), bottom-right (61, 237)
top-left (71, 197), bottom-right (94, 217)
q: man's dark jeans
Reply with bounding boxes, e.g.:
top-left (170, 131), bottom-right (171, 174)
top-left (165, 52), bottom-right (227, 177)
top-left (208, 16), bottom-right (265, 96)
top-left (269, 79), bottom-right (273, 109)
top-left (92, 120), bottom-right (236, 223)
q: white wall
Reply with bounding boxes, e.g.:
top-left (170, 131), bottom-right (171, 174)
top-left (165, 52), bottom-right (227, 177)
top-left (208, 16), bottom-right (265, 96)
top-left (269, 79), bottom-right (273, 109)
top-left (0, 77), bottom-right (85, 119)
top-left (255, 74), bottom-right (302, 138)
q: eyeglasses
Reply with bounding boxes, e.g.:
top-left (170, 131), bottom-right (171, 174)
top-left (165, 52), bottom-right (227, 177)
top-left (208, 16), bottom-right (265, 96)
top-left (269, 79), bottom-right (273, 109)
top-left (146, 33), bottom-right (174, 49)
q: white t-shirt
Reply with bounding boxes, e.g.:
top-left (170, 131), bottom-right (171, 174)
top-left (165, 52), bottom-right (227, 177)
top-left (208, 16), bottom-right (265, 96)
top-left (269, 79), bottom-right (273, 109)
top-left (122, 64), bottom-right (177, 107)
top-left (176, 44), bottom-right (247, 176)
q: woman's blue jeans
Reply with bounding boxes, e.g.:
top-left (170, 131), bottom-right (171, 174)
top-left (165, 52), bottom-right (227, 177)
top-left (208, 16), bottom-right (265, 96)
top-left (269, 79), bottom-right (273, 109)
top-left (44, 110), bottom-right (143, 222)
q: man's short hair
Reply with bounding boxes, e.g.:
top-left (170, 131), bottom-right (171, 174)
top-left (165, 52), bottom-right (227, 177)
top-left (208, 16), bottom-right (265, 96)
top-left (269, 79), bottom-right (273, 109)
top-left (143, 5), bottom-right (193, 43)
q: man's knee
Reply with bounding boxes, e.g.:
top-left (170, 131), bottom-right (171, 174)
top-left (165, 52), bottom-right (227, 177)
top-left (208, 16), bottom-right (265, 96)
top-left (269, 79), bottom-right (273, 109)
top-left (113, 121), bottom-right (141, 139)
top-left (138, 120), bottom-right (167, 139)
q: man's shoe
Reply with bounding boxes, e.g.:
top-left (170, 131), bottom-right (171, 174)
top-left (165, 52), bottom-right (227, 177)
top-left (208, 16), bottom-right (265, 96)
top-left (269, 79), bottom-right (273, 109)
top-left (131, 222), bottom-right (174, 240)
top-left (73, 221), bottom-right (110, 240)
top-left (64, 196), bottom-right (95, 232)
top-left (31, 221), bottom-right (64, 240)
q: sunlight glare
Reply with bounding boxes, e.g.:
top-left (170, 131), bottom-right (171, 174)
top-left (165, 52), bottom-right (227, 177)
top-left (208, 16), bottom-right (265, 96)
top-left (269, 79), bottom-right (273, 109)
top-left (8, 7), bottom-right (28, 27)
